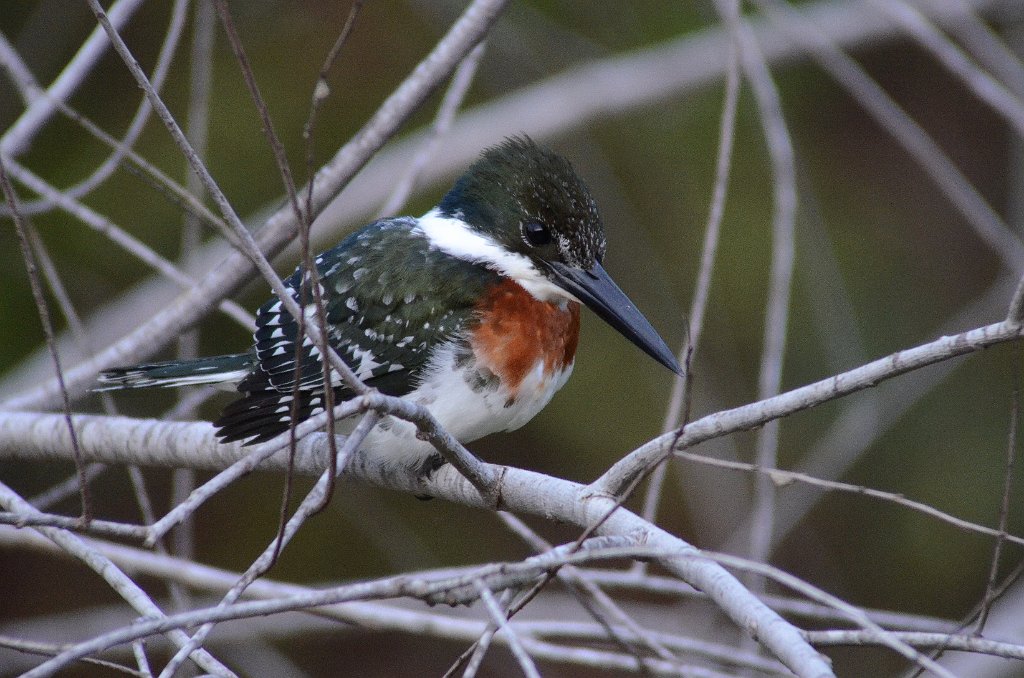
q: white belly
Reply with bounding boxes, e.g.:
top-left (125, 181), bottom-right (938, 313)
top-left (355, 341), bottom-right (573, 469)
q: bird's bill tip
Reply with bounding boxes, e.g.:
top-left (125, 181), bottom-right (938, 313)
top-left (550, 262), bottom-right (682, 376)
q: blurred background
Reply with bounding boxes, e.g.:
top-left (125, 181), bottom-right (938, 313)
top-left (1, 1), bottom-right (1023, 675)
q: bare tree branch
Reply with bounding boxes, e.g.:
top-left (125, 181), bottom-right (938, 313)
top-left (0, 410), bottom-right (833, 676)
top-left (596, 319), bottom-right (1024, 497)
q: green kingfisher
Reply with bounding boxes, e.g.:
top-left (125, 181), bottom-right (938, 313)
top-left (99, 137), bottom-right (681, 470)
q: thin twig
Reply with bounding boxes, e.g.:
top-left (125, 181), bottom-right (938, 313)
top-left (170, 0), bottom-right (218, 573)
top-left (294, 0), bottom-right (365, 517)
top-left (213, 0), bottom-right (304, 224)
top-left (595, 319), bottom-right (1024, 498)
top-left (156, 412), bottom-right (379, 677)
top-left (721, 0), bottom-right (799, 576)
top-left (25, 229), bottom-right (92, 372)
top-left (673, 450), bottom-right (1024, 548)
top-left (580, 568), bottom-right (956, 632)
top-left (211, 0), bottom-right (346, 564)
top-left (455, 588), bottom-right (511, 678)
top-left (721, 274), bottom-right (1015, 557)
top-left (10, 94), bottom-right (238, 250)
top-left (303, 0), bottom-right (363, 150)
top-left (301, 0), bottom-right (364, 204)
top-left (131, 640), bottom-right (151, 677)
top-left (0, 511), bottom-right (148, 539)
top-left (474, 579), bottom-right (542, 678)
top-left (806, 629), bottom-right (1024, 658)
top-left (25, 221), bottom-right (122, 424)
top-left (977, 375), bottom-right (1020, 631)
top-left (0, 635), bottom-right (143, 676)
top-left (639, 0), bottom-right (741, 531)
top-left (376, 40), bottom-right (488, 218)
top-left (0, 157), bottom-right (91, 521)
top-left (498, 512), bottom-right (677, 672)
top-left (0, 31), bottom-right (42, 105)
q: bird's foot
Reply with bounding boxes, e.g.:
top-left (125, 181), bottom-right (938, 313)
top-left (413, 453), bottom-right (447, 500)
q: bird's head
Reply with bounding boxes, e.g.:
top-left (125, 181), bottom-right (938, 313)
top-left (427, 136), bottom-right (682, 376)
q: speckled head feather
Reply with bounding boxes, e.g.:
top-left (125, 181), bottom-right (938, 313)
top-left (438, 136), bottom-right (606, 271)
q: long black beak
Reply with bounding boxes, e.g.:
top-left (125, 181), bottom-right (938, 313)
top-left (550, 261), bottom-right (682, 376)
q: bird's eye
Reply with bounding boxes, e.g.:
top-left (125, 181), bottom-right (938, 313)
top-left (523, 221), bottom-right (553, 247)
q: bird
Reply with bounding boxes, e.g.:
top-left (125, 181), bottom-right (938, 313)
top-left (98, 136), bottom-right (681, 473)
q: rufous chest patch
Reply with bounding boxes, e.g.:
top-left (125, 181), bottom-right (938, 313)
top-left (470, 279), bottom-right (580, 396)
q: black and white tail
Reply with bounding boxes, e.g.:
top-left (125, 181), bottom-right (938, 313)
top-left (97, 354), bottom-right (255, 391)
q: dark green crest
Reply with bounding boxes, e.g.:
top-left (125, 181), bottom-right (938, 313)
top-left (438, 136), bottom-right (606, 271)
